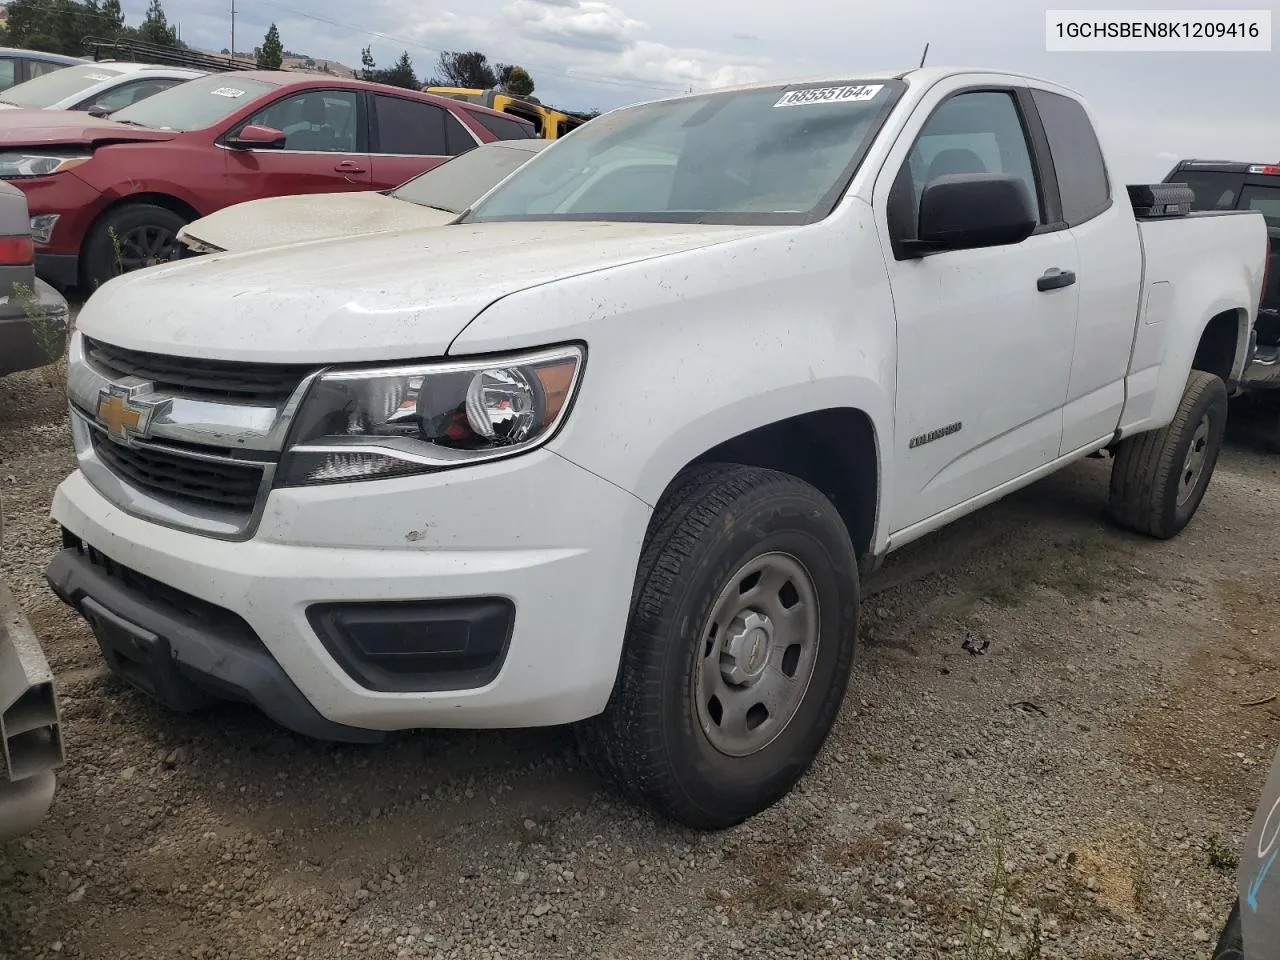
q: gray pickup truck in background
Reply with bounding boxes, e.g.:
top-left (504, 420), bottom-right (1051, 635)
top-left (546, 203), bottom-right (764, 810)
top-left (0, 179), bottom-right (69, 378)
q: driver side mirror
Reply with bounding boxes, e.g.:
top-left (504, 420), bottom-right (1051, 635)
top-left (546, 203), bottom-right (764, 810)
top-left (226, 124), bottom-right (287, 150)
top-left (87, 104), bottom-right (113, 118)
top-left (903, 172), bottom-right (1037, 256)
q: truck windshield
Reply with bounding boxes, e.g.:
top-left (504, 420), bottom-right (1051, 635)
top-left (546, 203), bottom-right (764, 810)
top-left (0, 65), bottom-right (125, 107)
top-left (109, 74), bottom-right (277, 131)
top-left (462, 79), bottom-right (904, 226)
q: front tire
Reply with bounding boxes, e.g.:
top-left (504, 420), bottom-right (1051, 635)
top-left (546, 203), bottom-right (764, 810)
top-left (1108, 370), bottom-right (1228, 539)
top-left (82, 203), bottom-right (189, 292)
top-left (579, 464), bottom-right (860, 830)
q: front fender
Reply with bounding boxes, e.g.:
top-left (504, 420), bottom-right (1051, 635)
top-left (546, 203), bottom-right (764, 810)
top-left (450, 210), bottom-right (898, 552)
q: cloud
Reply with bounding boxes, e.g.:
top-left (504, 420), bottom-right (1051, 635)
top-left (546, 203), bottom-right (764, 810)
top-left (504, 0), bottom-right (645, 53)
top-left (382, 0), bottom-right (770, 102)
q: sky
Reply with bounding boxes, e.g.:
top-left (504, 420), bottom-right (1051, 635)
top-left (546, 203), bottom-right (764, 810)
top-left (135, 0), bottom-right (1274, 184)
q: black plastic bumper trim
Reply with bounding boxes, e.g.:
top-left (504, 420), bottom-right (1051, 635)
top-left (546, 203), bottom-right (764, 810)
top-left (44, 544), bottom-right (384, 743)
top-left (306, 597), bottom-right (515, 693)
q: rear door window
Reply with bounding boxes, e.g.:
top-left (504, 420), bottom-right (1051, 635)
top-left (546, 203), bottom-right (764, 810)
top-left (373, 95), bottom-right (449, 156)
top-left (470, 111), bottom-right (537, 141)
top-left (1029, 88), bottom-right (1111, 226)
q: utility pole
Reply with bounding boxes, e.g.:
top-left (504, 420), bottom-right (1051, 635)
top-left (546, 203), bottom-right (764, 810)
top-left (230, 0), bottom-right (236, 59)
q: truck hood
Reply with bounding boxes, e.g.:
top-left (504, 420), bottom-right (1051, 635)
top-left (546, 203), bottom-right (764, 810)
top-left (78, 219), bottom-right (775, 363)
top-left (180, 191), bottom-right (454, 254)
top-left (0, 110), bottom-right (176, 147)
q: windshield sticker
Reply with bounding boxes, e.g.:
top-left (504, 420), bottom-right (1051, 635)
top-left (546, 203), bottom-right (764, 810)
top-left (84, 72), bottom-right (115, 81)
top-left (774, 84), bottom-right (884, 108)
top-left (210, 87), bottom-right (246, 98)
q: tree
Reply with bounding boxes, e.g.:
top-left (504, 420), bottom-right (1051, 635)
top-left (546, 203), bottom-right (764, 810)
top-left (497, 64), bottom-right (534, 98)
top-left (359, 45), bottom-right (375, 82)
top-left (257, 22), bottom-right (283, 69)
top-left (380, 51), bottom-right (418, 89)
top-left (101, 0), bottom-right (124, 33)
top-left (429, 50), bottom-right (497, 89)
top-left (137, 0), bottom-right (177, 47)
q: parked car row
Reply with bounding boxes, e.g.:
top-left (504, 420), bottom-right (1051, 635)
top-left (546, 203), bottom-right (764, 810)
top-left (0, 68), bottom-right (538, 291)
top-left (0, 60), bottom-right (203, 114)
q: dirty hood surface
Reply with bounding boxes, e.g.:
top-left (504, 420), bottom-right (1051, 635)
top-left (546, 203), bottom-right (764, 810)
top-left (78, 219), bottom-right (775, 364)
top-left (180, 191), bottom-right (455, 254)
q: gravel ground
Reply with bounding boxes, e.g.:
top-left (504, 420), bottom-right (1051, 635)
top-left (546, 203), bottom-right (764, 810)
top-left (2, 357), bottom-right (1279, 960)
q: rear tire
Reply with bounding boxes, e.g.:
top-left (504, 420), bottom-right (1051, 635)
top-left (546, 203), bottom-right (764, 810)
top-left (1108, 370), bottom-right (1228, 539)
top-left (82, 203), bottom-right (188, 293)
top-left (577, 463), bottom-right (860, 830)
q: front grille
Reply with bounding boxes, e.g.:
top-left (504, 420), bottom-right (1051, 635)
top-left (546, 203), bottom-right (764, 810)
top-left (84, 337), bottom-right (314, 403)
top-left (90, 431), bottom-right (263, 512)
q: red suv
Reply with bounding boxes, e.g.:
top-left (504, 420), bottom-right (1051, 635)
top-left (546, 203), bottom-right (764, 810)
top-left (0, 71), bottom-right (536, 291)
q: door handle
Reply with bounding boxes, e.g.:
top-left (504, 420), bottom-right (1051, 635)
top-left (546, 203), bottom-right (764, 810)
top-left (334, 160), bottom-right (366, 173)
top-left (1037, 268), bottom-right (1076, 292)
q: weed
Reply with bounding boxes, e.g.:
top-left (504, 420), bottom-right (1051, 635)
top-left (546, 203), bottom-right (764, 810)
top-left (1208, 836), bottom-right (1239, 874)
top-left (868, 750), bottom-right (889, 765)
top-left (1132, 851), bottom-right (1149, 911)
top-left (11, 280), bottom-right (69, 386)
top-left (1019, 915), bottom-right (1043, 960)
top-left (959, 843), bottom-right (1011, 960)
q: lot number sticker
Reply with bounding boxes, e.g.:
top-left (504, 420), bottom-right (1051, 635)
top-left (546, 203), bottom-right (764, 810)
top-left (774, 84), bottom-right (883, 107)
top-left (210, 87), bottom-right (246, 98)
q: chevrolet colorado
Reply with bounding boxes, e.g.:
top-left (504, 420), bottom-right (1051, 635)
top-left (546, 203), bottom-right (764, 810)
top-left (43, 68), bottom-right (1269, 829)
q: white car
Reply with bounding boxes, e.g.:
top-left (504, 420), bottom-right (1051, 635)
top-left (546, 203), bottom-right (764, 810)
top-left (0, 62), bottom-right (204, 114)
top-left (177, 138), bottom-right (550, 255)
top-left (46, 67), bottom-right (1269, 830)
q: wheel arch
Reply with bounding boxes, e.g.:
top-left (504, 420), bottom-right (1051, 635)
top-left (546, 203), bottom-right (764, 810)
top-left (646, 407), bottom-right (883, 573)
top-left (79, 192), bottom-right (200, 288)
top-left (1192, 306), bottom-right (1249, 386)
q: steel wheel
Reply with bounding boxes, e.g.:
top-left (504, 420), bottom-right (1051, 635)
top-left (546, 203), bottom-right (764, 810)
top-left (693, 551), bottom-right (820, 758)
top-left (1177, 413), bottom-right (1211, 506)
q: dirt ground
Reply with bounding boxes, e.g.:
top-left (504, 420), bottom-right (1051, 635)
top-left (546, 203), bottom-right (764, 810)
top-left (2, 359), bottom-right (1278, 960)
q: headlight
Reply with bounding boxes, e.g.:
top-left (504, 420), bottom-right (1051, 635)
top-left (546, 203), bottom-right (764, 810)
top-left (0, 153), bottom-right (90, 179)
top-left (276, 345), bottom-right (584, 486)
top-left (29, 213), bottom-right (59, 244)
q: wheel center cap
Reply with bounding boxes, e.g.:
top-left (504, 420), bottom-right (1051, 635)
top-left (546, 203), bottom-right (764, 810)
top-left (720, 611), bottom-right (774, 686)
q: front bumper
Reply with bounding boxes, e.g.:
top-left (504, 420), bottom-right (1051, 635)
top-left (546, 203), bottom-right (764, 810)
top-left (47, 452), bottom-right (649, 736)
top-left (0, 580), bottom-right (65, 842)
top-left (0, 277), bottom-right (70, 376)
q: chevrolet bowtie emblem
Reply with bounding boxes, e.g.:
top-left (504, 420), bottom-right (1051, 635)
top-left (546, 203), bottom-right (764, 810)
top-left (96, 385), bottom-right (169, 445)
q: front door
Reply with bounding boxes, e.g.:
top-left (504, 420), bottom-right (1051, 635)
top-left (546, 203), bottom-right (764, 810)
top-left (880, 88), bottom-right (1080, 532)
top-left (222, 88), bottom-right (372, 202)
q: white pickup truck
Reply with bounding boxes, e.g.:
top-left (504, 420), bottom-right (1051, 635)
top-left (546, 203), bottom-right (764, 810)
top-left (45, 67), bottom-right (1268, 829)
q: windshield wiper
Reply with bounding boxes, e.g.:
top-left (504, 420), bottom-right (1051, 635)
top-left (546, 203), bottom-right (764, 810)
top-left (110, 118), bottom-right (150, 128)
